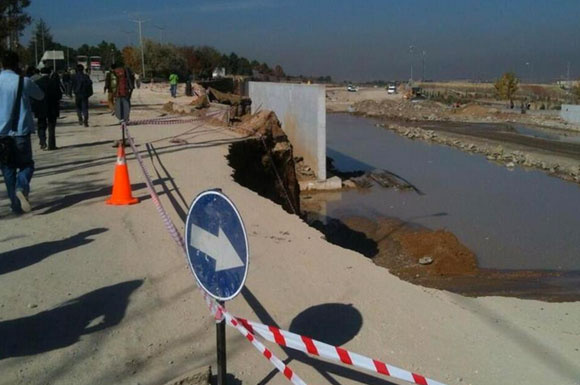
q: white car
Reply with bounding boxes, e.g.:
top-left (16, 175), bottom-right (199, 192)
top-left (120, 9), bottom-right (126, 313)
top-left (387, 85), bottom-right (396, 94)
top-left (347, 85), bottom-right (358, 92)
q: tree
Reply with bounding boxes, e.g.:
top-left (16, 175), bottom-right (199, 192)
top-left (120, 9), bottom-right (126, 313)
top-left (0, 0), bottom-right (31, 53)
top-left (273, 64), bottom-right (285, 78)
top-left (143, 40), bottom-right (186, 78)
top-left (122, 46), bottom-right (141, 74)
top-left (237, 57), bottom-right (252, 76)
top-left (494, 72), bottom-right (519, 105)
top-left (30, 18), bottom-right (53, 53)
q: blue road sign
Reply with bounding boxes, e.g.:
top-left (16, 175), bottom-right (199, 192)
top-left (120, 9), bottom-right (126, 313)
top-left (185, 190), bottom-right (249, 301)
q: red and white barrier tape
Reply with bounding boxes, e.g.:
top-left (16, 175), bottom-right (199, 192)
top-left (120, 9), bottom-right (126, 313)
top-left (123, 121), bottom-right (449, 385)
top-left (123, 122), bottom-right (308, 385)
top-left (127, 117), bottom-right (198, 126)
top-left (128, 109), bottom-right (227, 126)
top-left (235, 318), bottom-right (446, 385)
top-left (202, 296), bottom-right (308, 385)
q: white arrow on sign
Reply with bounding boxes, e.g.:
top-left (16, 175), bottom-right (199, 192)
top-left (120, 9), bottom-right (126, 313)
top-left (189, 223), bottom-right (244, 272)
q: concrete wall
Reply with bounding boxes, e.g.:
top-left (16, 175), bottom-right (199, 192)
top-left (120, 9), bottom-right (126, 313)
top-left (561, 105), bottom-right (580, 124)
top-left (249, 82), bottom-right (326, 180)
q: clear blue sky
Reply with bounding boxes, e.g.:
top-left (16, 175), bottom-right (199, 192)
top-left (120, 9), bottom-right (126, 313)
top-left (24, 0), bottom-right (580, 82)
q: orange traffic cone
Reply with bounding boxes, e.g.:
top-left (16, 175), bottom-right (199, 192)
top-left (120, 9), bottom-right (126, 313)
top-left (106, 144), bottom-right (139, 205)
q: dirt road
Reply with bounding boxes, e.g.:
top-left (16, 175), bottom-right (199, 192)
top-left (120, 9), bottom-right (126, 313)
top-left (1, 85), bottom-right (579, 385)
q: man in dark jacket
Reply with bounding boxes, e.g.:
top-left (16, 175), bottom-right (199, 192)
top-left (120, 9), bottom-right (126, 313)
top-left (71, 64), bottom-right (93, 127)
top-left (34, 66), bottom-right (62, 150)
top-left (111, 63), bottom-right (134, 123)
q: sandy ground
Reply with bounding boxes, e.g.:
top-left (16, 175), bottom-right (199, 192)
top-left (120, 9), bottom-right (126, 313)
top-left (1, 85), bottom-right (579, 385)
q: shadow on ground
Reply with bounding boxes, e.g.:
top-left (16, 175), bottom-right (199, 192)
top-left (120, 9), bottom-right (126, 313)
top-left (307, 214), bottom-right (379, 258)
top-left (0, 280), bottom-right (143, 359)
top-left (241, 287), bottom-right (397, 385)
top-left (0, 228), bottom-right (108, 275)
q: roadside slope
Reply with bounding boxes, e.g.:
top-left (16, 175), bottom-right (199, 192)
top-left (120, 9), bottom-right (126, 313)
top-left (0, 86), bottom-right (578, 385)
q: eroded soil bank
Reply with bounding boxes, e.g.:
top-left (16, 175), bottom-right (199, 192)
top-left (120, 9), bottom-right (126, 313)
top-left (307, 113), bottom-right (580, 302)
top-left (303, 210), bottom-right (580, 302)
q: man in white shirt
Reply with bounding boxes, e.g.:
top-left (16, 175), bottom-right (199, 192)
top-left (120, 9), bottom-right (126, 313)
top-left (0, 51), bottom-right (44, 214)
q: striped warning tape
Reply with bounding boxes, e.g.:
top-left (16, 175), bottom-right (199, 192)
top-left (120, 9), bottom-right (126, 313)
top-left (127, 118), bottom-right (198, 126)
top-left (202, 295), bottom-right (308, 385)
top-left (123, 122), bottom-right (308, 385)
top-left (234, 317), bottom-right (446, 385)
top-left (123, 121), bottom-right (449, 385)
top-left (127, 109), bottom-right (227, 126)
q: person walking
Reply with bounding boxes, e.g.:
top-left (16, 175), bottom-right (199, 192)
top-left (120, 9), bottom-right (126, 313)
top-left (111, 63), bottom-right (135, 123)
top-left (71, 64), bottom-right (93, 127)
top-left (34, 66), bottom-right (62, 150)
top-left (134, 73), bottom-right (141, 89)
top-left (169, 72), bottom-right (179, 98)
top-left (0, 51), bottom-right (44, 214)
top-left (103, 65), bottom-right (115, 114)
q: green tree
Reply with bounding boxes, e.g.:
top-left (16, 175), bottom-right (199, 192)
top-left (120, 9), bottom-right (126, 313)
top-left (494, 72), bottom-right (519, 104)
top-left (29, 18), bottom-right (53, 53)
top-left (237, 57), bottom-right (252, 76)
top-left (228, 52), bottom-right (239, 74)
top-left (195, 45), bottom-right (221, 78)
top-left (122, 46), bottom-right (141, 74)
top-left (144, 40), bottom-right (186, 78)
top-left (273, 64), bottom-right (285, 78)
top-left (0, 0), bottom-right (31, 53)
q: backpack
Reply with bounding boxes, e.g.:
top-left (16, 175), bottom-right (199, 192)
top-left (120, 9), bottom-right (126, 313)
top-left (109, 71), bottom-right (118, 94)
top-left (74, 74), bottom-right (93, 97)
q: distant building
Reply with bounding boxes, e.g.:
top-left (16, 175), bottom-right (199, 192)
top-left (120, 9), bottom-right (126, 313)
top-left (212, 67), bottom-right (226, 79)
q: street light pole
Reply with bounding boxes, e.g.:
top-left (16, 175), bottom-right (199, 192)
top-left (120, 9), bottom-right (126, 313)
top-left (422, 50), bottom-right (427, 81)
top-left (409, 45), bottom-right (415, 82)
top-left (131, 17), bottom-right (148, 78)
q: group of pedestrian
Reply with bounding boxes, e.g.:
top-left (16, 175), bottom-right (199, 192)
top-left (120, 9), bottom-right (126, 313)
top-left (1, 50), bottom-right (145, 216)
top-left (104, 63), bottom-right (135, 122)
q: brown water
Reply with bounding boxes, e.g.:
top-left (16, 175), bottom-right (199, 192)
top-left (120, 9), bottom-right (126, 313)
top-left (326, 113), bottom-right (580, 275)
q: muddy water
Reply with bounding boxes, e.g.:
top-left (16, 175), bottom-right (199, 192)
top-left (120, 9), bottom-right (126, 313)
top-left (325, 113), bottom-right (580, 274)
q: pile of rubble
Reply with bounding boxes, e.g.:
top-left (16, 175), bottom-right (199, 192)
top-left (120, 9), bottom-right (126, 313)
top-left (163, 83), bottom-right (251, 123)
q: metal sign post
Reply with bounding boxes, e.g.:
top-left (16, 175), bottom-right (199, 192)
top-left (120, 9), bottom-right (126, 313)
top-left (185, 189), bottom-right (249, 385)
top-left (216, 300), bottom-right (226, 385)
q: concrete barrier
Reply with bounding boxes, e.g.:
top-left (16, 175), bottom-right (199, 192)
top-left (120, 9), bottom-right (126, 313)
top-left (561, 104), bottom-right (580, 124)
top-left (249, 82), bottom-right (326, 180)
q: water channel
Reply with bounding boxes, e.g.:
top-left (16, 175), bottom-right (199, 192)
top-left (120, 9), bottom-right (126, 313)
top-left (323, 113), bottom-right (580, 279)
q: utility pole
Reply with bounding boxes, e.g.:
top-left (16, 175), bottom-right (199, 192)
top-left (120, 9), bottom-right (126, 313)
top-left (131, 17), bottom-right (148, 78)
top-left (409, 45), bottom-right (415, 82)
top-left (421, 50), bottom-right (427, 81)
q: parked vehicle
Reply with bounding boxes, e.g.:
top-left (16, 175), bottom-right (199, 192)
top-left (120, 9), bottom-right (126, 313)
top-left (347, 84), bottom-right (358, 92)
top-left (387, 84), bottom-right (397, 94)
